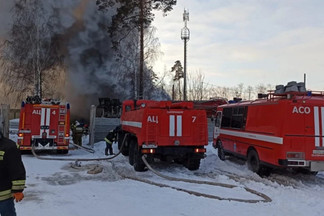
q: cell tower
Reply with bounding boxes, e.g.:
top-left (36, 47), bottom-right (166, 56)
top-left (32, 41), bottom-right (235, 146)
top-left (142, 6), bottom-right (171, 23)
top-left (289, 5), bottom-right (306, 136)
top-left (181, 9), bottom-right (190, 101)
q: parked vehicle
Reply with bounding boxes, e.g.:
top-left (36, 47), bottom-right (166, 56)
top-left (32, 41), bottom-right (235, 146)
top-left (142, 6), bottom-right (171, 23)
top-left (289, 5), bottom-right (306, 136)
top-left (17, 96), bottom-right (71, 154)
top-left (213, 82), bottom-right (324, 175)
top-left (118, 100), bottom-right (208, 171)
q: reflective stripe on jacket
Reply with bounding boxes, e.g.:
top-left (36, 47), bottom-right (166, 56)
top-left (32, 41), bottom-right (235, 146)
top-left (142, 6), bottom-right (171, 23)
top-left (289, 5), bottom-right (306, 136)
top-left (0, 189), bottom-right (12, 201)
top-left (104, 138), bottom-right (112, 144)
top-left (104, 130), bottom-right (116, 144)
top-left (0, 137), bottom-right (26, 201)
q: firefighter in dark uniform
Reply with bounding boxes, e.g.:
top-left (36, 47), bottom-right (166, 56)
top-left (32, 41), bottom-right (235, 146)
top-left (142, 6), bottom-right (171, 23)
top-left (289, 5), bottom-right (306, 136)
top-left (72, 121), bottom-right (83, 146)
top-left (0, 131), bottom-right (26, 216)
top-left (104, 129), bottom-right (117, 155)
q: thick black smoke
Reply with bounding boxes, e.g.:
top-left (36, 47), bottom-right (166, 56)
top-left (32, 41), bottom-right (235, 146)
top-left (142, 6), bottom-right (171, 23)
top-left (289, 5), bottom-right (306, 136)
top-left (1, 0), bottom-right (169, 121)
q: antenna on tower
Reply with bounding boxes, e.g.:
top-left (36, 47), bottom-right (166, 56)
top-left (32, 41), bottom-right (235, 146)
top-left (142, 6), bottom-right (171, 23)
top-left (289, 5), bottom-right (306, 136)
top-left (181, 9), bottom-right (190, 101)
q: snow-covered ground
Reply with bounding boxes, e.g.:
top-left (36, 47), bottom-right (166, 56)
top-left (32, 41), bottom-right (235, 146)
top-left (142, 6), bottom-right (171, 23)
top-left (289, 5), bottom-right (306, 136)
top-left (9, 134), bottom-right (324, 216)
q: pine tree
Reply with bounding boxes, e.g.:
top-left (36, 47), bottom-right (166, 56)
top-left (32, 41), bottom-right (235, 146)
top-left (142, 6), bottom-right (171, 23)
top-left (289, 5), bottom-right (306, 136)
top-left (96, 0), bottom-right (177, 99)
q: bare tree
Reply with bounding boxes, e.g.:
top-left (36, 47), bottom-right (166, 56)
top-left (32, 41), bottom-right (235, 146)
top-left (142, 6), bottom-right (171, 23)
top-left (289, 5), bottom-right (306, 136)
top-left (187, 70), bottom-right (205, 101)
top-left (0, 0), bottom-right (63, 104)
top-left (233, 83), bottom-right (244, 98)
top-left (246, 85), bottom-right (254, 100)
top-left (112, 26), bottom-right (164, 99)
top-left (255, 83), bottom-right (268, 95)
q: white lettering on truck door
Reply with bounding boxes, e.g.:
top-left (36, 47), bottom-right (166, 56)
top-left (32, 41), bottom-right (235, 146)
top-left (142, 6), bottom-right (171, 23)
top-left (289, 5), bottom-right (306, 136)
top-left (147, 116), bottom-right (158, 123)
top-left (292, 106), bottom-right (310, 114)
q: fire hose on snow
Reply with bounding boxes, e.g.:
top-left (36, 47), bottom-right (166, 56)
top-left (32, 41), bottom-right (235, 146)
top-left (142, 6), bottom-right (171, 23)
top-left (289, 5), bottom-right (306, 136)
top-left (114, 155), bottom-right (272, 203)
top-left (70, 142), bottom-right (95, 154)
top-left (31, 134), bottom-right (272, 203)
top-left (31, 134), bottom-right (128, 162)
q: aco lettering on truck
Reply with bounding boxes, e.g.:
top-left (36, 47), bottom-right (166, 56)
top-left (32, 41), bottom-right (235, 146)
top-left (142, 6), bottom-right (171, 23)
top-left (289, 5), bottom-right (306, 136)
top-left (292, 106), bottom-right (311, 114)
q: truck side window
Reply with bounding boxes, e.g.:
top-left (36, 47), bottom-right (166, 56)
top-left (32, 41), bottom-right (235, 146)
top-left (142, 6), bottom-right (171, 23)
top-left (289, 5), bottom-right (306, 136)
top-left (231, 106), bottom-right (247, 129)
top-left (221, 108), bottom-right (232, 128)
top-left (221, 106), bottom-right (247, 129)
top-left (215, 112), bottom-right (222, 127)
top-left (231, 107), bottom-right (242, 129)
top-left (242, 106), bottom-right (248, 129)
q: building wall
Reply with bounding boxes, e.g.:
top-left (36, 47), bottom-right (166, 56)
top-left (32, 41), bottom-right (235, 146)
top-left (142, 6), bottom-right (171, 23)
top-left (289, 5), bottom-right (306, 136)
top-left (93, 117), bottom-right (120, 143)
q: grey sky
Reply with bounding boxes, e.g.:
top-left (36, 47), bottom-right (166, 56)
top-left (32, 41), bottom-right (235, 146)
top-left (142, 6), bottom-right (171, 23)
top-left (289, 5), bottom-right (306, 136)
top-left (152, 0), bottom-right (324, 90)
top-left (1, 0), bottom-right (324, 90)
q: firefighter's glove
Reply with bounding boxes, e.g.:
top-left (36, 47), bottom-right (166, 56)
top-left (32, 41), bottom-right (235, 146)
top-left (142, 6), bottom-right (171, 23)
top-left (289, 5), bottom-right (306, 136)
top-left (13, 192), bottom-right (24, 202)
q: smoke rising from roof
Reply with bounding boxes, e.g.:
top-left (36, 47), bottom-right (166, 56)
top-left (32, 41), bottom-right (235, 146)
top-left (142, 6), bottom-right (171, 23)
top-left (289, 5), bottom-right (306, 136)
top-left (59, 0), bottom-right (117, 120)
top-left (1, 0), bottom-right (169, 122)
top-left (43, 0), bottom-right (127, 121)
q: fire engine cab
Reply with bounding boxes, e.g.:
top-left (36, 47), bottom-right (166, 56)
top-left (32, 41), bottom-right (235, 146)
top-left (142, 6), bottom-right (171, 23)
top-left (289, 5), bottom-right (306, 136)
top-left (213, 82), bottom-right (324, 175)
top-left (17, 96), bottom-right (71, 154)
top-left (118, 100), bottom-right (208, 171)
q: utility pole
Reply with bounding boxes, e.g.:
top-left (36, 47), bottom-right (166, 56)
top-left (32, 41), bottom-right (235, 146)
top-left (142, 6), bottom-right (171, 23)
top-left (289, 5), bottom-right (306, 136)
top-left (35, 3), bottom-right (41, 98)
top-left (138, 0), bottom-right (144, 99)
top-left (181, 9), bottom-right (190, 101)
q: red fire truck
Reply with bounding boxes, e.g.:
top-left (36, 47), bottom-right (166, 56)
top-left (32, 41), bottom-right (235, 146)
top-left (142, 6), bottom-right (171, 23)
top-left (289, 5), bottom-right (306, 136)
top-left (17, 96), bottom-right (71, 154)
top-left (118, 100), bottom-right (208, 171)
top-left (213, 89), bottom-right (324, 175)
top-left (192, 98), bottom-right (228, 118)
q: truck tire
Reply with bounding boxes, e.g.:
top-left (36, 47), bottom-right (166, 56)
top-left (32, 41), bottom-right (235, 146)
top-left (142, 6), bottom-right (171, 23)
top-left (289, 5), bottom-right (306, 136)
top-left (247, 149), bottom-right (261, 173)
top-left (247, 149), bottom-right (272, 176)
top-left (217, 140), bottom-right (226, 161)
top-left (128, 139), bottom-right (135, 166)
top-left (133, 142), bottom-right (145, 172)
top-left (118, 133), bottom-right (129, 156)
top-left (185, 158), bottom-right (201, 171)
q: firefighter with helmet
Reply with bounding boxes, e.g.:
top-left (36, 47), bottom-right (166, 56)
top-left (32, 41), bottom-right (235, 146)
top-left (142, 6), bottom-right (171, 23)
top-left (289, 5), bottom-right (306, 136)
top-left (72, 121), bottom-right (84, 146)
top-left (0, 130), bottom-right (26, 216)
top-left (104, 128), bottom-right (117, 155)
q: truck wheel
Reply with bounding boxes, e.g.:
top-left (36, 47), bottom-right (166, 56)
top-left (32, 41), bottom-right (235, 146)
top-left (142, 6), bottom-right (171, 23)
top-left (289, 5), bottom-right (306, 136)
top-left (133, 142), bottom-right (145, 172)
top-left (118, 133), bottom-right (129, 156)
top-left (247, 149), bottom-right (261, 173)
top-left (117, 133), bottom-right (122, 150)
top-left (186, 158), bottom-right (201, 171)
top-left (217, 140), bottom-right (226, 161)
top-left (128, 139), bottom-right (135, 165)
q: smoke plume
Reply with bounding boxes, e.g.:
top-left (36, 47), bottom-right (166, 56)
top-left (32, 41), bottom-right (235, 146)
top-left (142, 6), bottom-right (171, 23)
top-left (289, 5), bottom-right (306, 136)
top-left (1, 0), bottom-right (169, 122)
